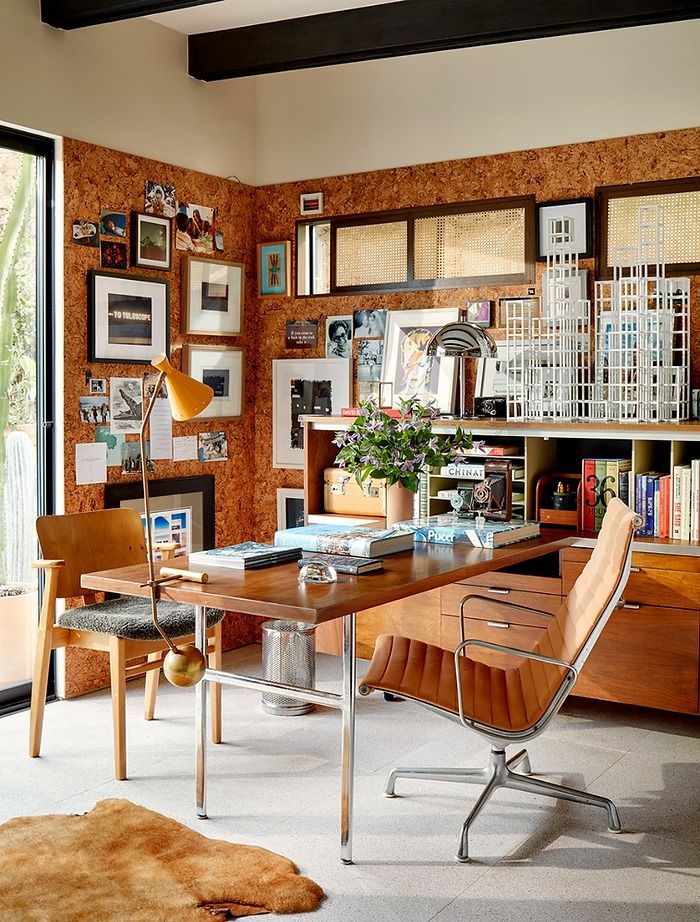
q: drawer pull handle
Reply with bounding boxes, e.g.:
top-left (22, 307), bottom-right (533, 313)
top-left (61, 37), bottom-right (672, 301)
top-left (487, 588), bottom-right (510, 595)
top-left (623, 603), bottom-right (641, 610)
top-left (487, 621), bottom-right (510, 628)
top-left (630, 567), bottom-right (641, 573)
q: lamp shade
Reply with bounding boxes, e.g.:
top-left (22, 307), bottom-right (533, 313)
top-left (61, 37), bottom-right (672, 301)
top-left (426, 322), bottom-right (497, 358)
top-left (151, 354), bottom-right (214, 421)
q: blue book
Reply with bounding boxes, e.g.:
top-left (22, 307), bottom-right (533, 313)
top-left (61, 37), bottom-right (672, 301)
top-left (645, 474), bottom-right (661, 538)
top-left (406, 515), bottom-right (539, 549)
top-left (274, 524), bottom-right (414, 557)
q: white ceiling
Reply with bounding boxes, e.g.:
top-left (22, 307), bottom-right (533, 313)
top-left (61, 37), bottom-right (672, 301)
top-left (148, 0), bottom-right (396, 34)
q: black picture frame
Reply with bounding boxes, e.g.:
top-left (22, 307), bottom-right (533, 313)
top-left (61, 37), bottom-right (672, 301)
top-left (105, 475), bottom-right (215, 552)
top-left (87, 269), bottom-right (170, 364)
top-left (131, 211), bottom-right (173, 270)
top-left (536, 197), bottom-right (593, 261)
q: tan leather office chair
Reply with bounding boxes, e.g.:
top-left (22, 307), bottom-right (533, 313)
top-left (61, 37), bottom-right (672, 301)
top-left (31, 508), bottom-right (225, 780)
top-left (360, 498), bottom-right (640, 861)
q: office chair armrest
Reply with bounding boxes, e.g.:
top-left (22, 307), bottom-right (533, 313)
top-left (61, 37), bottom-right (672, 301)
top-left (32, 559), bottom-right (65, 569)
top-left (454, 637), bottom-right (576, 677)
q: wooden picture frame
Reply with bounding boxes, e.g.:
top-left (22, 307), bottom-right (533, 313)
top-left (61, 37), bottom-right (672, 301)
top-left (87, 270), bottom-right (169, 364)
top-left (181, 255), bottom-right (244, 336)
top-left (182, 344), bottom-right (244, 419)
top-left (258, 241), bottom-right (291, 297)
top-left (130, 212), bottom-right (172, 270)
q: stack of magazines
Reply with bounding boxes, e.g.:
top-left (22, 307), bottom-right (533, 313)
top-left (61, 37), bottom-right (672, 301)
top-left (188, 542), bottom-right (302, 570)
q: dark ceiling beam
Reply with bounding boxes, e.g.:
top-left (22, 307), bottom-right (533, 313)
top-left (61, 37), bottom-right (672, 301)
top-left (41, 0), bottom-right (220, 30)
top-left (188, 0), bottom-right (700, 81)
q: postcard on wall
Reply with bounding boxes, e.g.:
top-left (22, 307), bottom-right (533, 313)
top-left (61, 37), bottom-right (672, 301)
top-left (172, 435), bottom-right (198, 461)
top-left (100, 210), bottom-right (127, 239)
top-left (110, 377), bottom-right (143, 434)
top-left (122, 441), bottom-right (153, 474)
top-left (95, 425), bottom-right (124, 467)
top-left (353, 309), bottom-right (386, 339)
top-left (143, 373), bottom-right (173, 460)
top-left (198, 431), bottom-right (228, 462)
top-left (75, 442), bottom-right (107, 485)
top-left (72, 220), bottom-right (98, 248)
top-left (140, 508), bottom-right (191, 558)
top-left (326, 316), bottom-right (353, 358)
top-left (144, 180), bottom-right (177, 218)
top-left (176, 201), bottom-right (216, 253)
top-left (285, 320), bottom-right (318, 349)
top-left (100, 240), bottom-right (127, 270)
top-left (357, 339), bottom-right (384, 382)
top-left (89, 378), bottom-right (107, 395)
top-left (79, 395), bottom-right (110, 425)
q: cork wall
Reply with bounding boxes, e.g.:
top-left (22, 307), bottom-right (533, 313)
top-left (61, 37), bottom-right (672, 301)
top-left (62, 138), bottom-right (259, 696)
top-left (252, 127), bottom-right (700, 540)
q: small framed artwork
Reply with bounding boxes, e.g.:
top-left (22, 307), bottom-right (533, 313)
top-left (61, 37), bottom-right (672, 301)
top-left (131, 212), bottom-right (172, 270)
top-left (183, 344), bottom-right (244, 419)
top-left (536, 198), bottom-right (593, 261)
top-left (181, 255), bottom-right (243, 336)
top-left (100, 240), bottom-right (127, 270)
top-left (300, 192), bottom-right (324, 216)
top-left (272, 358), bottom-right (351, 468)
top-left (466, 300), bottom-right (493, 327)
top-left (258, 241), bottom-right (290, 297)
top-left (87, 270), bottom-right (169, 364)
top-left (276, 488), bottom-right (305, 529)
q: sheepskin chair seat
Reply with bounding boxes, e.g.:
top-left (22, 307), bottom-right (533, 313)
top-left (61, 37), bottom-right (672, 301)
top-left (59, 596), bottom-right (224, 640)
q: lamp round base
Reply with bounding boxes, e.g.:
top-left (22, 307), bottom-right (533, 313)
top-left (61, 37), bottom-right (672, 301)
top-left (163, 645), bottom-right (206, 687)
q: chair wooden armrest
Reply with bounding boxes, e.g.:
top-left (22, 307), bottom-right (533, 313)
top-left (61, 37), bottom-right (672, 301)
top-left (32, 559), bottom-right (65, 569)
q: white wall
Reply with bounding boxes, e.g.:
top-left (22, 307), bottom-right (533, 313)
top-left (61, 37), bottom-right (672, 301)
top-left (0, 0), bottom-right (256, 182)
top-left (254, 20), bottom-right (700, 185)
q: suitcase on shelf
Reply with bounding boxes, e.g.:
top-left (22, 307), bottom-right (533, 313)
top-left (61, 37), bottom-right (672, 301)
top-left (323, 467), bottom-right (386, 516)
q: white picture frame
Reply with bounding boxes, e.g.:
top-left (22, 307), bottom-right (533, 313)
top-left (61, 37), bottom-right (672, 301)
top-left (181, 255), bottom-right (243, 336)
top-left (300, 192), bottom-right (324, 215)
top-left (381, 307), bottom-right (460, 413)
top-left (183, 344), bottom-right (244, 419)
top-left (272, 358), bottom-right (351, 468)
top-left (536, 198), bottom-right (592, 260)
top-left (276, 488), bottom-right (305, 530)
top-left (88, 270), bottom-right (169, 364)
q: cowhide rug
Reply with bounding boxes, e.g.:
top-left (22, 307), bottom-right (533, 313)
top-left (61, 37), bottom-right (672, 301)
top-left (0, 798), bottom-right (324, 920)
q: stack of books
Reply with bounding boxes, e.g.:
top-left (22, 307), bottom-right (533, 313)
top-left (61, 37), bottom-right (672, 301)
top-left (188, 542), bottom-right (302, 570)
top-left (274, 523), bottom-right (414, 557)
top-left (582, 457), bottom-right (631, 532)
top-left (402, 515), bottom-right (540, 548)
top-left (669, 460), bottom-right (700, 541)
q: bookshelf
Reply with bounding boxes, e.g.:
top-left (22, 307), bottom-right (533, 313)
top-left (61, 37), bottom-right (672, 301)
top-left (302, 417), bottom-right (700, 714)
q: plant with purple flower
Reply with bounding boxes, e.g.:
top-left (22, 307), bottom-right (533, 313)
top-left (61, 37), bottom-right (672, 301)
top-left (334, 396), bottom-right (471, 493)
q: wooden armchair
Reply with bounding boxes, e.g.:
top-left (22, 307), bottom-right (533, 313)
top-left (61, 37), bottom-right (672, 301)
top-left (360, 498), bottom-right (640, 861)
top-left (30, 508), bottom-right (225, 780)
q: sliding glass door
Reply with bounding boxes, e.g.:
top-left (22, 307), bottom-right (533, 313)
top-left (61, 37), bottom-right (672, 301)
top-left (0, 126), bottom-right (55, 713)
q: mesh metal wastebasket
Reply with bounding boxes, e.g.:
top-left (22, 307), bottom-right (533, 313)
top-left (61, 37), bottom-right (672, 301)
top-left (261, 620), bottom-right (316, 716)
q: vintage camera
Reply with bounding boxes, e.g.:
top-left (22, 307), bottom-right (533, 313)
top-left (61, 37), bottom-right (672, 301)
top-left (473, 397), bottom-right (507, 418)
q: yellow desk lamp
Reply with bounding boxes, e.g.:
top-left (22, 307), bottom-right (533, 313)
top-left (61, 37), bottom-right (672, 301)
top-left (139, 353), bottom-right (214, 687)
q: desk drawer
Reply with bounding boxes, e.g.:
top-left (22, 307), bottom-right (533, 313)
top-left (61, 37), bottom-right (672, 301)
top-left (441, 584), bottom-right (560, 626)
top-left (562, 557), bottom-right (700, 610)
top-left (455, 570), bottom-right (561, 596)
top-left (441, 614), bottom-right (544, 666)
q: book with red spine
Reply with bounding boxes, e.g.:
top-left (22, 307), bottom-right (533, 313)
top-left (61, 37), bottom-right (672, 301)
top-left (659, 474), bottom-right (671, 539)
top-left (340, 407), bottom-right (402, 418)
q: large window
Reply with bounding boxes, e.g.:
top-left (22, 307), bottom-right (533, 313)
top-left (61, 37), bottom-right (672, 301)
top-left (0, 126), bottom-right (55, 714)
top-left (297, 196), bottom-right (535, 296)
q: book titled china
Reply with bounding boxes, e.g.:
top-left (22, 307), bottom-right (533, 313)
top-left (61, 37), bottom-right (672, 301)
top-left (188, 542), bottom-right (302, 569)
top-left (274, 524), bottom-right (414, 557)
top-left (403, 515), bottom-right (540, 548)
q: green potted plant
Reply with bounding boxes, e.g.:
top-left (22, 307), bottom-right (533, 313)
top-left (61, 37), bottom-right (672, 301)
top-left (333, 396), bottom-right (472, 525)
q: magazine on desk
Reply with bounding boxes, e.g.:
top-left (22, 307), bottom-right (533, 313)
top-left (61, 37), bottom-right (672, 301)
top-left (274, 523), bottom-right (414, 557)
top-left (188, 542), bottom-right (302, 569)
top-left (395, 515), bottom-right (540, 548)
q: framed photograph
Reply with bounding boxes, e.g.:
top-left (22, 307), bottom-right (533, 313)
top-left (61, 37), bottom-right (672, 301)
top-left (131, 212), bottom-right (172, 270)
top-left (536, 198), bottom-right (593, 261)
top-left (88, 271), bottom-right (169, 364)
top-left (300, 192), bottom-right (324, 216)
top-left (276, 488), bottom-right (305, 530)
top-left (381, 307), bottom-right (460, 413)
top-left (181, 255), bottom-right (243, 336)
top-left (105, 474), bottom-right (215, 553)
top-left (183, 344), bottom-right (244, 419)
top-left (258, 241), bottom-right (290, 297)
top-left (466, 300), bottom-right (492, 327)
top-left (272, 358), bottom-right (351, 468)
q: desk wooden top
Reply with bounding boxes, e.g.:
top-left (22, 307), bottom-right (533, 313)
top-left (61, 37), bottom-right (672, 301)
top-left (81, 534), bottom-right (571, 625)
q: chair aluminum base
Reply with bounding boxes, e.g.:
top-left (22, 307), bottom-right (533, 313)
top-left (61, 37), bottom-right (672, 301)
top-left (384, 747), bottom-right (622, 862)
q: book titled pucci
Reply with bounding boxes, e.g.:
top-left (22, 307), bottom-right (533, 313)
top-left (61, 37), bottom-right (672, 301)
top-left (274, 524), bottom-right (414, 557)
top-left (409, 516), bottom-right (540, 548)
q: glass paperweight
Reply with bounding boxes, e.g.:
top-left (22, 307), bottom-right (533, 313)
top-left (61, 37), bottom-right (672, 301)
top-left (298, 560), bottom-right (338, 584)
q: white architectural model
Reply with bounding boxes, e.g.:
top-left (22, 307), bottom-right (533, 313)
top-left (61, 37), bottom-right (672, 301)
top-left (593, 205), bottom-right (690, 422)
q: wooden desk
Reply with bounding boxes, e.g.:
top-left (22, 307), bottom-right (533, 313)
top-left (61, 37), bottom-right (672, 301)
top-left (82, 534), bottom-right (570, 863)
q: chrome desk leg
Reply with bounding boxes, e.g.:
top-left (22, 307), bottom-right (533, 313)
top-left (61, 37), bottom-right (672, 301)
top-left (340, 612), bottom-right (357, 865)
top-left (195, 604), bottom-right (208, 820)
